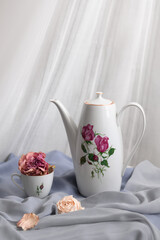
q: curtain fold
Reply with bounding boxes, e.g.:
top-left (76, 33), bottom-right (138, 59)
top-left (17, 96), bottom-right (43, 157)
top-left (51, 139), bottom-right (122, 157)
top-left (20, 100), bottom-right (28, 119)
top-left (0, 0), bottom-right (160, 167)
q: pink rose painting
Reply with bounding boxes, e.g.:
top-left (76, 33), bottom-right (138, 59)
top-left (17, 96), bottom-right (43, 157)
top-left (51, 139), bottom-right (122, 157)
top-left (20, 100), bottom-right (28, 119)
top-left (95, 135), bottom-right (109, 153)
top-left (36, 183), bottom-right (44, 196)
top-left (82, 124), bottom-right (95, 141)
top-left (80, 124), bottom-right (115, 178)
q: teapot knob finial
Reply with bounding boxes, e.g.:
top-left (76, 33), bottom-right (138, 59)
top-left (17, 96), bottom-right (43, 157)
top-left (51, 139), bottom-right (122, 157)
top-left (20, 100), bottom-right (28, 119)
top-left (96, 92), bottom-right (103, 98)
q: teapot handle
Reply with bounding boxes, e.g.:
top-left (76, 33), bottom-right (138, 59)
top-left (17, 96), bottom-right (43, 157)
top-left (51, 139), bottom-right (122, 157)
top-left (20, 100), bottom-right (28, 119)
top-left (117, 102), bottom-right (146, 176)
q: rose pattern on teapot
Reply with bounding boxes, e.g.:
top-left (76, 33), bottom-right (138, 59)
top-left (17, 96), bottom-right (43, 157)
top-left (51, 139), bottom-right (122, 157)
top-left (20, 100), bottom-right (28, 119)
top-left (80, 124), bottom-right (115, 178)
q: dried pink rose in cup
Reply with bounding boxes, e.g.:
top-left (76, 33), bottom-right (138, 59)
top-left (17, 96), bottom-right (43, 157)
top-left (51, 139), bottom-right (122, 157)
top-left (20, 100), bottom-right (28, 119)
top-left (57, 195), bottom-right (84, 214)
top-left (17, 213), bottom-right (39, 231)
top-left (18, 152), bottom-right (55, 176)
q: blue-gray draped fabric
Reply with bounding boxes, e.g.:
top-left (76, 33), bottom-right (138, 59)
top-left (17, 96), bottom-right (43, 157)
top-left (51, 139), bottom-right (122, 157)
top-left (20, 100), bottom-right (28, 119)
top-left (1, 151), bottom-right (160, 239)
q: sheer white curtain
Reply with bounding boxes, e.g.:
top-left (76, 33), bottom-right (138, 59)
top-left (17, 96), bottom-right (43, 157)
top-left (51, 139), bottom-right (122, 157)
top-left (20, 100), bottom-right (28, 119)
top-left (0, 0), bottom-right (160, 167)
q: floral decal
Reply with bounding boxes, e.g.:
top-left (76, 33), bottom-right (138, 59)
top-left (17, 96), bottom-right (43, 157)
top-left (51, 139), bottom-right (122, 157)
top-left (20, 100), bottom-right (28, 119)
top-left (80, 124), bottom-right (115, 178)
top-left (36, 183), bottom-right (44, 196)
top-left (82, 124), bottom-right (95, 141)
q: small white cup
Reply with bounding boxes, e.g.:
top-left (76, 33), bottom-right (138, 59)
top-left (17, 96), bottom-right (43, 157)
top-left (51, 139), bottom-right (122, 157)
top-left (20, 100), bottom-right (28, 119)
top-left (11, 171), bottom-right (54, 198)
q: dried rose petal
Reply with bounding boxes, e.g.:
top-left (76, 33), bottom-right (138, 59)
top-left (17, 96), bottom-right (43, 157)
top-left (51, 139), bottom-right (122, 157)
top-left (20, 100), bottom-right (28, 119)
top-left (17, 213), bottom-right (39, 231)
top-left (57, 195), bottom-right (85, 214)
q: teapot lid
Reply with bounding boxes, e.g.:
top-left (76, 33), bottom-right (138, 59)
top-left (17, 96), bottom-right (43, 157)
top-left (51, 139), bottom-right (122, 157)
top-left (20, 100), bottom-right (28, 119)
top-left (85, 92), bottom-right (113, 106)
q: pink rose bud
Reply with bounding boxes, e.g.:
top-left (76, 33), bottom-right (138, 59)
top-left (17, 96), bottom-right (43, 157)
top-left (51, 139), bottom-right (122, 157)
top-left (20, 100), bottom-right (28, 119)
top-left (93, 155), bottom-right (98, 161)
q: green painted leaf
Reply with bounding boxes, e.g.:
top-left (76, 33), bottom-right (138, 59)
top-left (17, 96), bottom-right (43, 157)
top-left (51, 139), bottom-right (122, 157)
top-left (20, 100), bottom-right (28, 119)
top-left (108, 148), bottom-right (115, 156)
top-left (91, 171), bottom-right (95, 178)
top-left (86, 141), bottom-right (92, 145)
top-left (95, 132), bottom-right (101, 136)
top-left (80, 156), bottom-right (86, 165)
top-left (81, 143), bottom-right (87, 153)
top-left (101, 160), bottom-right (109, 167)
top-left (88, 153), bottom-right (95, 161)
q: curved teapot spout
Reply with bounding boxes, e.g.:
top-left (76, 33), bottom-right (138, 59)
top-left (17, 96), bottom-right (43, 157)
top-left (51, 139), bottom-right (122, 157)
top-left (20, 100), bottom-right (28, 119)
top-left (50, 99), bottom-right (78, 162)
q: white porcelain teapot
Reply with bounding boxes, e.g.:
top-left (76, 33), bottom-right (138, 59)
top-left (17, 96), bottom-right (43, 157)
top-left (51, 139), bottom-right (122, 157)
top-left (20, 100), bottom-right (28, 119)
top-left (50, 92), bottom-right (146, 197)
